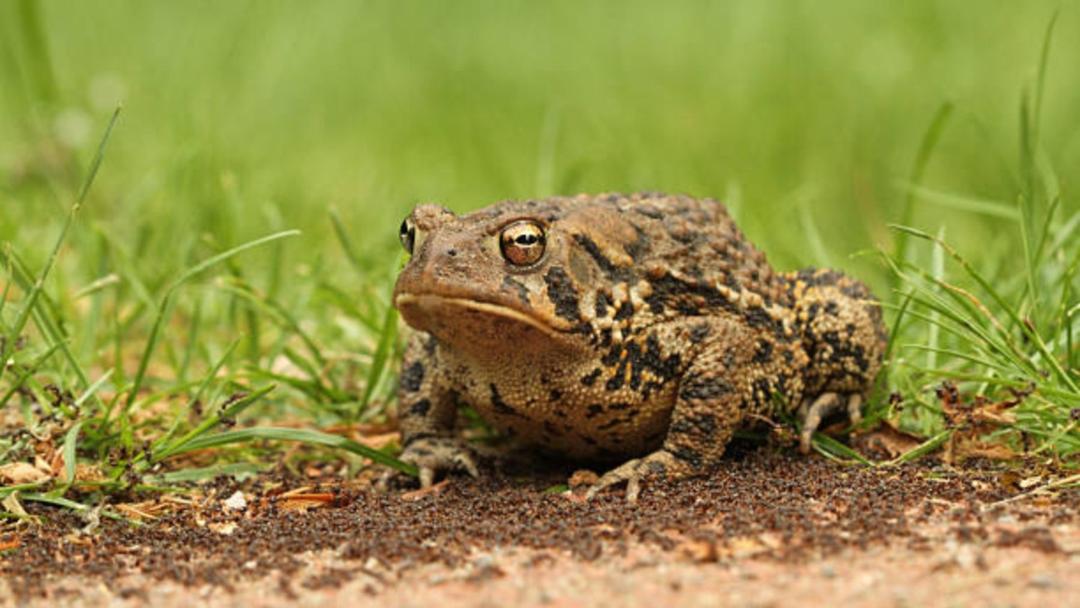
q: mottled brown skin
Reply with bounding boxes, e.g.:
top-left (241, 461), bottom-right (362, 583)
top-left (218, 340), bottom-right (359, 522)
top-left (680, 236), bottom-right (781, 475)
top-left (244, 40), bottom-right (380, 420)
top-left (391, 193), bottom-right (887, 501)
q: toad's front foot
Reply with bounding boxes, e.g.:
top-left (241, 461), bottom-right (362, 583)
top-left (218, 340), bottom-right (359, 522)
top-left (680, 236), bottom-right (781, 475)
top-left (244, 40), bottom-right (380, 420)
top-left (798, 392), bottom-right (863, 454)
top-left (381, 436), bottom-right (480, 489)
top-left (584, 450), bottom-right (692, 504)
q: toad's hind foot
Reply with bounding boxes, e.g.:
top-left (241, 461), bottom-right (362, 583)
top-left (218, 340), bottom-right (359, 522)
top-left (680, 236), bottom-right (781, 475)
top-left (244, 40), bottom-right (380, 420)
top-left (380, 436), bottom-right (480, 490)
top-left (584, 450), bottom-right (690, 504)
top-left (798, 392), bottom-right (863, 454)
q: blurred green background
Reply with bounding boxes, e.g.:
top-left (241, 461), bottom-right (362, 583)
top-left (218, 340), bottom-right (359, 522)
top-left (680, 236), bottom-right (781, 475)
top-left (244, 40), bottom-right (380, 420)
top-left (3, 1), bottom-right (1076, 288)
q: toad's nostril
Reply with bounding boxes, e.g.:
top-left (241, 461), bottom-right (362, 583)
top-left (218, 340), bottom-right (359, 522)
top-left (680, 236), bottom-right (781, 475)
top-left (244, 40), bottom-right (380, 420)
top-left (447, 249), bottom-right (457, 257)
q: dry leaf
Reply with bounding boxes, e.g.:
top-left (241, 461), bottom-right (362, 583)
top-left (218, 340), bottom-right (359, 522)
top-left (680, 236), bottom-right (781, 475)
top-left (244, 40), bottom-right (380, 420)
top-left (400, 479), bottom-right (449, 502)
top-left (280, 493), bottom-right (335, 511)
top-left (948, 436), bottom-right (1018, 462)
top-left (568, 469), bottom-right (599, 489)
top-left (2, 493), bottom-right (29, 518)
top-left (209, 522), bottom-right (237, 535)
top-left (678, 538), bottom-right (719, 563)
top-left (860, 425), bottom-right (923, 458)
top-left (727, 535), bottom-right (773, 559)
top-left (75, 464), bottom-right (106, 483)
top-left (115, 500), bottom-right (174, 521)
top-left (0, 462), bottom-right (51, 484)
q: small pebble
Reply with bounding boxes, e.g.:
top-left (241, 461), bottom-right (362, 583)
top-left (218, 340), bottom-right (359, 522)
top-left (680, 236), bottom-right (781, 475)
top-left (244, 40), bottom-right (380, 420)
top-left (1028, 574), bottom-right (1058, 589)
top-left (223, 490), bottom-right (247, 511)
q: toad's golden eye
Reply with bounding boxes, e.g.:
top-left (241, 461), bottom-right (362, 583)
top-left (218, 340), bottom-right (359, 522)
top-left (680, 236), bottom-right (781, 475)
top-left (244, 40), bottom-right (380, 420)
top-left (499, 220), bottom-right (546, 266)
top-left (399, 216), bottom-right (416, 254)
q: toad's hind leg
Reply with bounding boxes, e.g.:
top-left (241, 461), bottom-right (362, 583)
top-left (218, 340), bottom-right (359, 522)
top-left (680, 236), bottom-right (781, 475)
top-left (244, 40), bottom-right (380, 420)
top-left (586, 321), bottom-right (762, 503)
top-left (798, 392), bottom-right (863, 454)
top-left (786, 268), bottom-right (887, 452)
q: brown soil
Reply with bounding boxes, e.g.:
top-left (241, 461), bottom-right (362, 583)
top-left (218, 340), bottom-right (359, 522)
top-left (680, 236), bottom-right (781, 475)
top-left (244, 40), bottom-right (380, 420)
top-left (1, 449), bottom-right (1077, 607)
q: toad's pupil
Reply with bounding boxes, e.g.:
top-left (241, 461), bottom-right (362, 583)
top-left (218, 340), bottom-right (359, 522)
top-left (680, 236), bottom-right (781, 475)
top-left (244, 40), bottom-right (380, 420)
top-left (399, 219), bottom-right (415, 253)
top-left (499, 220), bottom-right (546, 265)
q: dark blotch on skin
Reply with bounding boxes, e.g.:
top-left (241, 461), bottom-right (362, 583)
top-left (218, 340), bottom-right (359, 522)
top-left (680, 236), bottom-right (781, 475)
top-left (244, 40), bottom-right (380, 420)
top-left (399, 361), bottom-right (425, 393)
top-left (645, 272), bottom-right (737, 317)
top-left (744, 306), bottom-right (781, 335)
top-left (669, 445), bottom-right (703, 468)
top-left (543, 266), bottom-right (582, 323)
top-left (624, 224), bottom-right (651, 261)
top-left (670, 413), bottom-right (717, 437)
top-left (634, 206), bottom-right (664, 220)
top-left (501, 276), bottom-right (531, 306)
top-left (423, 336), bottom-right (438, 355)
top-left (751, 377), bottom-right (773, 406)
top-left (490, 384), bottom-right (523, 418)
top-left (679, 373), bottom-right (733, 401)
top-left (407, 399), bottom-right (432, 417)
top-left (753, 339), bottom-right (774, 364)
top-left (403, 431), bottom-right (437, 446)
top-left (594, 291), bottom-right (612, 318)
top-left (598, 417), bottom-right (626, 431)
top-left (580, 369), bottom-right (602, 386)
top-left (606, 335), bottom-right (680, 395)
top-left (573, 234), bottom-right (632, 281)
top-left (689, 323), bottom-right (711, 343)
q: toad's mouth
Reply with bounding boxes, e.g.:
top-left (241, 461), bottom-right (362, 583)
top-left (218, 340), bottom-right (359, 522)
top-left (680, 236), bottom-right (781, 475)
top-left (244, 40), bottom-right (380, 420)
top-left (395, 293), bottom-right (563, 337)
top-left (394, 293), bottom-right (581, 356)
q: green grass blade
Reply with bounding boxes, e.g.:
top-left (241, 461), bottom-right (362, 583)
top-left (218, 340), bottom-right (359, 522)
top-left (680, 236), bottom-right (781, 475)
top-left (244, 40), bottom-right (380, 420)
top-left (214, 278), bottom-right (327, 368)
top-left (145, 462), bottom-right (265, 484)
top-left (153, 383), bottom-right (275, 461)
top-left (897, 185), bottom-right (1019, 221)
top-left (1031, 10), bottom-right (1059, 151)
top-left (889, 224), bottom-right (1077, 391)
top-left (153, 340), bottom-right (240, 452)
top-left (0, 341), bottom-right (62, 409)
top-left (0, 107), bottom-right (120, 385)
top-left (73, 369), bottom-right (113, 409)
top-left (926, 225), bottom-right (946, 370)
top-left (330, 208), bottom-right (366, 276)
top-left (796, 196), bottom-right (831, 267)
top-left (893, 101), bottom-right (953, 265)
top-left (61, 421), bottom-right (83, 485)
top-left (20, 493), bottom-right (127, 522)
top-left (885, 429), bottom-right (952, 465)
top-left (810, 433), bottom-right (873, 466)
top-left (173, 426), bottom-right (417, 476)
top-left (359, 302), bottom-right (398, 415)
top-left (124, 230), bottom-right (300, 413)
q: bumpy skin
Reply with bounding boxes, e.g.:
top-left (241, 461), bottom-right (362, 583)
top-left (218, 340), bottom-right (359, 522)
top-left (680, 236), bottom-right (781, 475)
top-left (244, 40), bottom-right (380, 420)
top-left (392, 193), bottom-right (887, 500)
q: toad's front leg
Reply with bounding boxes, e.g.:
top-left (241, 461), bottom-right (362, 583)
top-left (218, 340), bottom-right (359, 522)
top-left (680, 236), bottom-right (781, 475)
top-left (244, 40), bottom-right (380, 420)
top-left (586, 323), bottom-right (758, 503)
top-left (386, 333), bottom-right (479, 488)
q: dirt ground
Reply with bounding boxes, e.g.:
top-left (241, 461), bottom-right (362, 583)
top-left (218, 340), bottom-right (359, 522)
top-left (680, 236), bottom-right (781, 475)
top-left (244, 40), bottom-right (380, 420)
top-left (1, 449), bottom-right (1077, 607)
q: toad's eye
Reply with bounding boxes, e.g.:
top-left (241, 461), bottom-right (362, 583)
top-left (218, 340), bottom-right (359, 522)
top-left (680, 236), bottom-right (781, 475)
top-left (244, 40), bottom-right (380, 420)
top-left (499, 220), bottom-right (547, 266)
top-left (399, 216), bottom-right (416, 254)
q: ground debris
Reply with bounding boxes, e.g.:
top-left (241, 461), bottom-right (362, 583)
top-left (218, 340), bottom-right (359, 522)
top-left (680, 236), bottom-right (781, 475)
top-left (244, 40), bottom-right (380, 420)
top-left (0, 450), bottom-right (1076, 603)
top-left (936, 380), bottom-right (1034, 464)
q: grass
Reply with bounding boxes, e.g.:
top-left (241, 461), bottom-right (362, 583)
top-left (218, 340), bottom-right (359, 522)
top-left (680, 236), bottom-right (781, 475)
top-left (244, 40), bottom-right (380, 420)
top-left (0, 2), bottom-right (1078, 517)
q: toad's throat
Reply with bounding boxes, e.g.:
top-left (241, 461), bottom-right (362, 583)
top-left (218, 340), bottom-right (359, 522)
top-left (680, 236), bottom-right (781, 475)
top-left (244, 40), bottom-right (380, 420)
top-left (394, 293), bottom-right (577, 350)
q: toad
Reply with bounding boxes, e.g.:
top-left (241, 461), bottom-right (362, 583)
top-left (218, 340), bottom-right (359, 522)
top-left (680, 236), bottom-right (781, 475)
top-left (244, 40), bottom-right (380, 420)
top-left (391, 193), bottom-right (886, 501)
